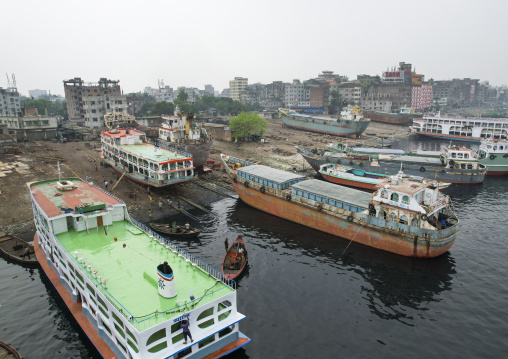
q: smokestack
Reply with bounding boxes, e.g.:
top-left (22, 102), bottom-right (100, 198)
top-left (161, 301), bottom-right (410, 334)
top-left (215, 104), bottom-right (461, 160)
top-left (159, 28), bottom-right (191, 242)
top-left (157, 261), bottom-right (177, 298)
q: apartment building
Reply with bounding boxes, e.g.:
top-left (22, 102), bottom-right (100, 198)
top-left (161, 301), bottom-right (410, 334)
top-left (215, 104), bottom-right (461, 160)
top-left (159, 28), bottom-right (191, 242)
top-left (0, 87), bottom-right (21, 116)
top-left (229, 77), bottom-right (248, 101)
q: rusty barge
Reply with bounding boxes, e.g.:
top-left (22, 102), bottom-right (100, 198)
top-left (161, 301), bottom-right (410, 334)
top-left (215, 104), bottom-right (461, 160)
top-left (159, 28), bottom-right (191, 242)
top-left (221, 154), bottom-right (459, 258)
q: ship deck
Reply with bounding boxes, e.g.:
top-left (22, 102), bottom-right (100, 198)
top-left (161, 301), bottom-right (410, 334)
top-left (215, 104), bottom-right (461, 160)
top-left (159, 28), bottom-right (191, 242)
top-left (117, 142), bottom-right (189, 163)
top-left (55, 220), bottom-right (232, 325)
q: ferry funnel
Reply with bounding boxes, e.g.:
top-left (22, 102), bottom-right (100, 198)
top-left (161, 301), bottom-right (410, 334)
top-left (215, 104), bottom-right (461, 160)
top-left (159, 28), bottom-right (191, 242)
top-left (157, 261), bottom-right (177, 298)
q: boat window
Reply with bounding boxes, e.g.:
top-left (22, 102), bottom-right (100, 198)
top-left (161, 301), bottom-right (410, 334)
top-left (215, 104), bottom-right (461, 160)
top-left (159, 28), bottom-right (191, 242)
top-left (464, 154), bottom-right (469, 159)
top-left (322, 198), bottom-right (329, 204)
top-left (468, 164), bottom-right (473, 169)
top-left (461, 164), bottom-right (466, 169)
top-left (336, 201), bottom-right (343, 209)
top-left (303, 192), bottom-right (309, 199)
top-left (451, 152), bottom-right (457, 158)
top-left (381, 190), bottom-right (388, 199)
top-left (316, 196), bottom-right (322, 202)
top-left (457, 153), bottom-right (463, 158)
top-left (297, 190), bottom-right (303, 196)
top-left (399, 215), bottom-right (408, 224)
top-left (391, 193), bottom-right (399, 202)
top-left (402, 196), bottom-right (409, 205)
top-left (309, 194), bottom-right (316, 200)
top-left (388, 213), bottom-right (397, 222)
top-left (493, 146), bottom-right (498, 150)
top-left (500, 146), bottom-right (504, 150)
top-left (343, 204), bottom-right (350, 211)
top-left (329, 200), bottom-right (336, 206)
top-left (378, 210), bottom-right (386, 219)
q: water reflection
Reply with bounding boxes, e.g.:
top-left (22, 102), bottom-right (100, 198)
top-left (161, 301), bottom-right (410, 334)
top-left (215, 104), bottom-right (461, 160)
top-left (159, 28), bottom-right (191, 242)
top-left (228, 199), bottom-right (456, 324)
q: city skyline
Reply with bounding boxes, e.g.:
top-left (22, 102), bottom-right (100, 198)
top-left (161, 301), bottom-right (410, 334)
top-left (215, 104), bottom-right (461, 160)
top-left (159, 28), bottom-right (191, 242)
top-left (1, 0), bottom-right (507, 96)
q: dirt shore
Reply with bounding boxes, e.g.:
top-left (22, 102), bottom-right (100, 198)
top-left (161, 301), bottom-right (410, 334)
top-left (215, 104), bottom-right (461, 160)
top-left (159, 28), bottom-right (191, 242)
top-left (0, 117), bottom-right (410, 242)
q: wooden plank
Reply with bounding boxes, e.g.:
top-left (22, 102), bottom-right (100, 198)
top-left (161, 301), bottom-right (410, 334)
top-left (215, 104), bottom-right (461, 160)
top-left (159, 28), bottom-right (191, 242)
top-left (201, 337), bottom-right (250, 359)
top-left (111, 171), bottom-right (126, 191)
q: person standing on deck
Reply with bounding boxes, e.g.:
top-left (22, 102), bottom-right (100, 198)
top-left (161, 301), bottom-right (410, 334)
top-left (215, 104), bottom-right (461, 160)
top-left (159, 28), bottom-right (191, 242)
top-left (180, 315), bottom-right (193, 344)
top-left (224, 238), bottom-right (229, 251)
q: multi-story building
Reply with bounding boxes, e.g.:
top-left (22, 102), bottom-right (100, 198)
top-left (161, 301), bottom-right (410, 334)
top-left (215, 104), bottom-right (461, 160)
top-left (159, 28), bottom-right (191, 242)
top-left (265, 81), bottom-right (286, 101)
top-left (285, 80), bottom-right (309, 108)
top-left (63, 78), bottom-right (124, 126)
top-left (432, 78), bottom-right (480, 108)
top-left (204, 84), bottom-right (214, 96)
top-left (176, 87), bottom-right (200, 103)
top-left (0, 87), bottom-right (21, 116)
top-left (411, 82), bottom-right (433, 111)
top-left (382, 62), bottom-right (413, 84)
top-left (361, 82), bottom-right (411, 112)
top-left (338, 82), bottom-right (362, 106)
top-left (229, 77), bottom-right (248, 101)
top-left (144, 84), bottom-right (175, 103)
top-left (0, 107), bottom-right (58, 141)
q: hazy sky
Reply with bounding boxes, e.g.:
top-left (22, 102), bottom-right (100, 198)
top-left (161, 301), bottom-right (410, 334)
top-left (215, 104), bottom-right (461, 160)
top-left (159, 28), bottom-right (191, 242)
top-left (2, 0), bottom-right (506, 96)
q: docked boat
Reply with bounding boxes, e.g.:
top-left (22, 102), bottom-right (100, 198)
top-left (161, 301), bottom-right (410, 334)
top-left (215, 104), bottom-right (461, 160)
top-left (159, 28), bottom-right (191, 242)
top-left (101, 128), bottom-right (195, 187)
top-left (279, 105), bottom-right (370, 137)
top-left (0, 340), bottom-right (22, 359)
top-left (319, 164), bottom-right (451, 192)
top-left (326, 142), bottom-right (442, 159)
top-left (476, 139), bottom-right (508, 176)
top-left (221, 236), bottom-right (248, 281)
top-left (412, 114), bottom-right (508, 143)
top-left (0, 233), bottom-right (38, 265)
top-left (29, 178), bottom-right (250, 359)
top-left (150, 222), bottom-right (201, 238)
top-left (221, 154), bottom-right (459, 258)
top-left (297, 144), bottom-right (486, 184)
top-left (363, 107), bottom-right (423, 126)
top-left (158, 110), bottom-right (213, 169)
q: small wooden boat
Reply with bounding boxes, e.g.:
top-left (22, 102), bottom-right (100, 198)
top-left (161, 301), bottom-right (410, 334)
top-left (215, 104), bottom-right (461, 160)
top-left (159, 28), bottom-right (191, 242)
top-left (0, 340), bottom-right (22, 359)
top-left (0, 233), bottom-right (38, 266)
top-left (222, 236), bottom-right (248, 281)
top-left (149, 222), bottom-right (201, 238)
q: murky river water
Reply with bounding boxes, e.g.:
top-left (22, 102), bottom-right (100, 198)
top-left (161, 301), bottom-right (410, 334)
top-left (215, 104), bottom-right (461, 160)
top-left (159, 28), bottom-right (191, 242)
top-left (1, 138), bottom-right (507, 358)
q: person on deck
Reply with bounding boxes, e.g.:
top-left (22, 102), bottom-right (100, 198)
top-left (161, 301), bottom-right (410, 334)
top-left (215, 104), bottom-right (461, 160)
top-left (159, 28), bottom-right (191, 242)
top-left (180, 315), bottom-right (193, 344)
top-left (224, 238), bottom-right (229, 251)
top-left (441, 219), bottom-right (447, 229)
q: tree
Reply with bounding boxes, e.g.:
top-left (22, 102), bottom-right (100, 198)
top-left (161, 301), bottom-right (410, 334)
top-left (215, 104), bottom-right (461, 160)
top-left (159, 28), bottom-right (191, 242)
top-left (138, 94), bottom-right (156, 116)
top-left (177, 90), bottom-right (189, 103)
top-left (150, 101), bottom-right (175, 116)
top-left (229, 112), bottom-right (268, 140)
top-left (328, 90), bottom-right (342, 115)
top-left (173, 99), bottom-right (195, 114)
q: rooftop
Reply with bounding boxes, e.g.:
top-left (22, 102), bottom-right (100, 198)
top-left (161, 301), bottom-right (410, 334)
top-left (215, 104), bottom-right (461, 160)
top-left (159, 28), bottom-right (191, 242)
top-left (238, 165), bottom-right (304, 184)
top-left (292, 179), bottom-right (371, 209)
top-left (55, 221), bottom-right (232, 329)
top-left (117, 142), bottom-right (190, 163)
top-left (30, 179), bottom-right (123, 217)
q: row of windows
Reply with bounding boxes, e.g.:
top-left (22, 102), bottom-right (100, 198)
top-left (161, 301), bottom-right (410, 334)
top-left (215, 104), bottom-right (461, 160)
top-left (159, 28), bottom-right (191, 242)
top-left (292, 189), bottom-right (365, 212)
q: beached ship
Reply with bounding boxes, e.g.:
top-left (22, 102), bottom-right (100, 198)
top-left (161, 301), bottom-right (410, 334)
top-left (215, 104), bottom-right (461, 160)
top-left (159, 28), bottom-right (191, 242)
top-left (221, 154), bottom-right (459, 258)
top-left (101, 128), bottom-right (195, 187)
top-left (412, 115), bottom-right (508, 143)
top-left (476, 139), bottom-right (508, 176)
top-left (158, 111), bottom-right (213, 169)
top-left (279, 105), bottom-right (370, 137)
top-left (318, 164), bottom-right (451, 192)
top-left (29, 178), bottom-right (250, 359)
top-left (297, 144), bottom-right (486, 184)
top-left (363, 107), bottom-right (423, 126)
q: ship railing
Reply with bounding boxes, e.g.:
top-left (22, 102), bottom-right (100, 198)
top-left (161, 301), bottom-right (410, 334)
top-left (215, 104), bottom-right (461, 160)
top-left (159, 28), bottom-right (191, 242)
top-left (130, 219), bottom-right (236, 290)
top-left (148, 139), bottom-right (193, 158)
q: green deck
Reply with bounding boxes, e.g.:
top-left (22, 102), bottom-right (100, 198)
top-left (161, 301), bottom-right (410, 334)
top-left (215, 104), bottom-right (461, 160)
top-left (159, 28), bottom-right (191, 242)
top-left (119, 143), bottom-right (188, 162)
top-left (56, 220), bottom-right (231, 324)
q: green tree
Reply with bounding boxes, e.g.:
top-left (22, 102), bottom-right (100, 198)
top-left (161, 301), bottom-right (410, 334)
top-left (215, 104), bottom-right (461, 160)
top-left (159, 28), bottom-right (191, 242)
top-left (328, 90), bottom-right (342, 115)
top-left (138, 94), bottom-right (157, 116)
top-left (150, 101), bottom-right (175, 116)
top-left (22, 98), bottom-right (68, 119)
top-left (177, 90), bottom-right (189, 103)
top-left (173, 99), bottom-right (195, 114)
top-left (229, 112), bottom-right (268, 140)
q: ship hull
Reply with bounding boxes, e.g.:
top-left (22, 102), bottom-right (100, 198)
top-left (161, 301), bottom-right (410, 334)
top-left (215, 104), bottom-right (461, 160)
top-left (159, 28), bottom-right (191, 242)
top-left (282, 116), bottom-right (370, 136)
top-left (363, 110), bottom-right (421, 126)
top-left (159, 140), bottom-right (213, 168)
top-left (297, 147), bottom-right (485, 184)
top-left (229, 181), bottom-right (456, 258)
top-left (34, 234), bottom-right (118, 359)
top-left (415, 132), bottom-right (482, 143)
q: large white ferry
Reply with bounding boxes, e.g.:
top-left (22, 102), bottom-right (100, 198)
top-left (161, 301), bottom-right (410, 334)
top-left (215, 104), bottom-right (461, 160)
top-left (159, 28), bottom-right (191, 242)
top-left (30, 177), bottom-right (250, 358)
top-left (101, 128), bottom-right (195, 187)
top-left (412, 114), bottom-right (508, 143)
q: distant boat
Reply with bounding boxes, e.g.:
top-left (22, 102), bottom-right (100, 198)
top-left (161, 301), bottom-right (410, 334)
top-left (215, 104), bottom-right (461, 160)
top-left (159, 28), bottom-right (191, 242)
top-left (222, 236), bottom-right (248, 281)
top-left (279, 105), bottom-right (370, 137)
top-left (0, 233), bottom-right (38, 265)
top-left (319, 164), bottom-right (451, 192)
top-left (149, 222), bottom-right (201, 238)
top-left (363, 107), bottom-right (422, 126)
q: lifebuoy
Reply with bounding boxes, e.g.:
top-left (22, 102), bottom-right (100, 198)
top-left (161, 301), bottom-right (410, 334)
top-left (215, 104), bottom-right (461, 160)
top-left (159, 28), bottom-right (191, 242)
top-left (368, 203), bottom-right (375, 210)
top-left (449, 159), bottom-right (455, 166)
top-left (347, 215), bottom-right (354, 222)
top-left (317, 204), bottom-right (323, 211)
top-left (420, 166), bottom-right (425, 172)
top-left (286, 194), bottom-right (291, 201)
top-left (244, 181), bottom-right (249, 188)
top-left (260, 186), bottom-right (266, 193)
top-left (442, 198), bottom-right (446, 205)
top-left (490, 154), bottom-right (496, 160)
top-left (421, 214), bottom-right (427, 221)
top-left (346, 120), bottom-right (350, 125)
top-left (441, 169), bottom-right (446, 174)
